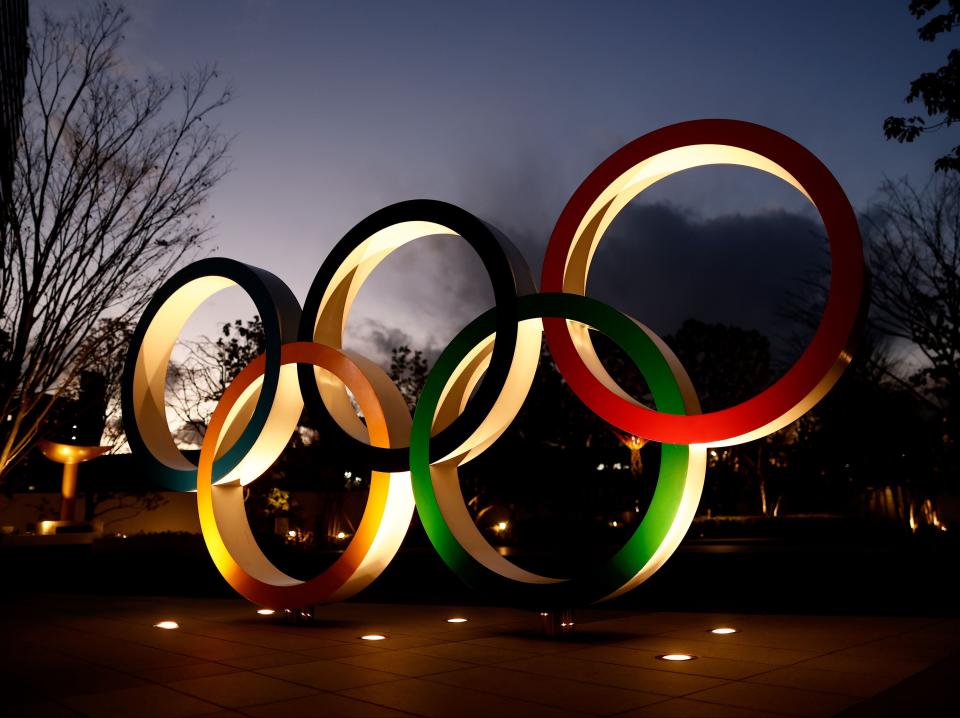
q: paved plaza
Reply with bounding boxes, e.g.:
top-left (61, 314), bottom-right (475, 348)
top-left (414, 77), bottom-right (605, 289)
top-left (2, 594), bottom-right (958, 717)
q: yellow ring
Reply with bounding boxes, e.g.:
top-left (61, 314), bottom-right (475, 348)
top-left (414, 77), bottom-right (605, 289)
top-left (196, 342), bottom-right (414, 608)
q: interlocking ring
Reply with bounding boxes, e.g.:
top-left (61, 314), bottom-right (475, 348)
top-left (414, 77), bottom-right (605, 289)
top-left (123, 119), bottom-right (867, 609)
top-left (410, 293), bottom-right (705, 605)
top-left (121, 259), bottom-right (301, 491)
top-left (542, 119), bottom-right (868, 446)
top-left (197, 342), bottom-right (414, 606)
top-left (297, 199), bottom-right (537, 473)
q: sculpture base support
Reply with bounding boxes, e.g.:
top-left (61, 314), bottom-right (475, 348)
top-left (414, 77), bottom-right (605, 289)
top-left (539, 609), bottom-right (575, 638)
top-left (59, 463), bottom-right (78, 521)
top-left (283, 606), bottom-right (318, 624)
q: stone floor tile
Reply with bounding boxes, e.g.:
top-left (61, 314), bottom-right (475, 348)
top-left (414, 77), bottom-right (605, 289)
top-left (838, 633), bottom-right (960, 663)
top-left (1, 654), bottom-right (149, 700)
top-left (339, 650), bottom-right (471, 677)
top-left (173, 624), bottom-right (341, 653)
top-left (832, 648), bottom-right (960, 717)
top-left (427, 664), bottom-right (664, 715)
top-left (582, 612), bottom-right (716, 636)
top-left (5, 700), bottom-right (84, 718)
top-left (299, 643), bottom-right (388, 660)
top-left (219, 652), bottom-right (320, 670)
top-left (241, 692), bottom-right (417, 717)
top-left (4, 597), bottom-right (958, 716)
top-left (341, 677), bottom-right (593, 718)
top-left (615, 635), bottom-right (821, 666)
top-left (745, 664), bottom-right (903, 697)
top-left (688, 681), bottom-right (859, 717)
top-left (135, 661), bottom-right (241, 684)
top-left (134, 632), bottom-right (277, 662)
top-left (259, 659), bottom-right (402, 691)
top-left (168, 671), bottom-right (316, 708)
top-left (410, 640), bottom-right (535, 665)
top-left (681, 618), bottom-right (908, 654)
top-left (26, 626), bottom-right (202, 672)
top-left (663, 620), bottom-right (870, 653)
top-left (61, 684), bottom-right (222, 718)
top-left (570, 645), bottom-right (776, 680)
top-left (617, 696), bottom-right (790, 717)
top-left (421, 627), bottom-right (503, 642)
top-left (794, 652), bottom-right (926, 680)
top-left (465, 634), bottom-right (583, 654)
top-left (498, 654), bottom-right (727, 696)
top-left (365, 635), bottom-right (444, 651)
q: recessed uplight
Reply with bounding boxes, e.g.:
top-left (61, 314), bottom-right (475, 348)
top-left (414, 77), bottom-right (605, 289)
top-left (257, 609), bottom-right (275, 615)
top-left (361, 634), bottom-right (386, 641)
top-left (153, 621), bottom-right (179, 630)
top-left (710, 627), bottom-right (738, 635)
top-left (447, 617), bottom-right (468, 623)
top-left (658, 653), bottom-right (696, 661)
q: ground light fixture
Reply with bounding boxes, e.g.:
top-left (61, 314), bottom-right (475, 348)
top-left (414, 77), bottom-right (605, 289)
top-left (360, 634), bottom-right (387, 641)
top-left (657, 653), bottom-right (696, 661)
top-left (710, 627), bottom-right (738, 635)
top-left (153, 621), bottom-right (179, 630)
top-left (257, 609), bottom-right (275, 615)
top-left (446, 617), bottom-right (468, 623)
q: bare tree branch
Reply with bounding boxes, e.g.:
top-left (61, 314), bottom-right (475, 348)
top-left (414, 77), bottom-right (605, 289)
top-left (865, 173), bottom-right (960, 474)
top-left (0, 3), bottom-right (232, 480)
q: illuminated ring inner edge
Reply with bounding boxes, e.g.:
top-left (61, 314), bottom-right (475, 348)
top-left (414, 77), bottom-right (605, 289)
top-left (542, 119), bottom-right (866, 447)
top-left (121, 258), bottom-right (301, 492)
top-left (298, 200), bottom-right (534, 473)
top-left (411, 292), bottom-right (706, 605)
top-left (196, 342), bottom-right (415, 609)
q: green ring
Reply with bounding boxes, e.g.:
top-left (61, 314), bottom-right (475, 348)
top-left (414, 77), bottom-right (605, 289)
top-left (410, 293), bottom-right (701, 605)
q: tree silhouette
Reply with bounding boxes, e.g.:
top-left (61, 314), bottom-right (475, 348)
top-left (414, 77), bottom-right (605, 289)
top-left (867, 173), bottom-right (960, 486)
top-left (388, 345), bottom-right (429, 413)
top-left (665, 319), bottom-right (772, 413)
top-left (165, 316), bottom-right (265, 440)
top-left (781, 176), bottom-right (957, 525)
top-left (884, 0), bottom-right (960, 172)
top-left (664, 320), bottom-right (780, 514)
top-left (0, 3), bottom-right (231, 481)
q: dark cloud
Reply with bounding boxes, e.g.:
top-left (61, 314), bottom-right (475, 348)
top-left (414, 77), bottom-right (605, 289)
top-left (343, 133), bottom-right (831, 374)
top-left (342, 235), bottom-right (496, 367)
top-left (586, 202), bottom-right (827, 360)
top-left (343, 200), bottom-right (828, 373)
top-left (351, 319), bottom-right (415, 358)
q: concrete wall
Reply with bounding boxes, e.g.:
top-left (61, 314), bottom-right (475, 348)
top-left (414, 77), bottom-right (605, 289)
top-left (0, 489), bottom-right (366, 537)
top-left (0, 492), bottom-right (201, 535)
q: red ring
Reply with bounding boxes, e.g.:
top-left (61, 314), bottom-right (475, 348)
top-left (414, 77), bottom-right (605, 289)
top-left (542, 119), bottom-right (866, 445)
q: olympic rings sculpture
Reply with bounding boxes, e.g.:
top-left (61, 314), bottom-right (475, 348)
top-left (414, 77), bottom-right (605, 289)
top-left (122, 119), bottom-right (867, 609)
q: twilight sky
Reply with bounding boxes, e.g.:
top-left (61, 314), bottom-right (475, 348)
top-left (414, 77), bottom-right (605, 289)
top-left (37, 0), bottom-right (953, 367)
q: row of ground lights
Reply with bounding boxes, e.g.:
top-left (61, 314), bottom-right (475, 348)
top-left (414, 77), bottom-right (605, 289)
top-left (153, 615), bottom-right (736, 657)
top-left (656, 627), bottom-right (740, 662)
top-left (254, 609), bottom-right (468, 635)
top-left (360, 616), bottom-right (470, 641)
top-left (154, 613), bottom-right (470, 640)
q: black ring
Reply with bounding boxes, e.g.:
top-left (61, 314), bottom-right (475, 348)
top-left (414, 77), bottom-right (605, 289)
top-left (122, 258), bottom-right (302, 491)
top-left (297, 199), bottom-right (535, 472)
